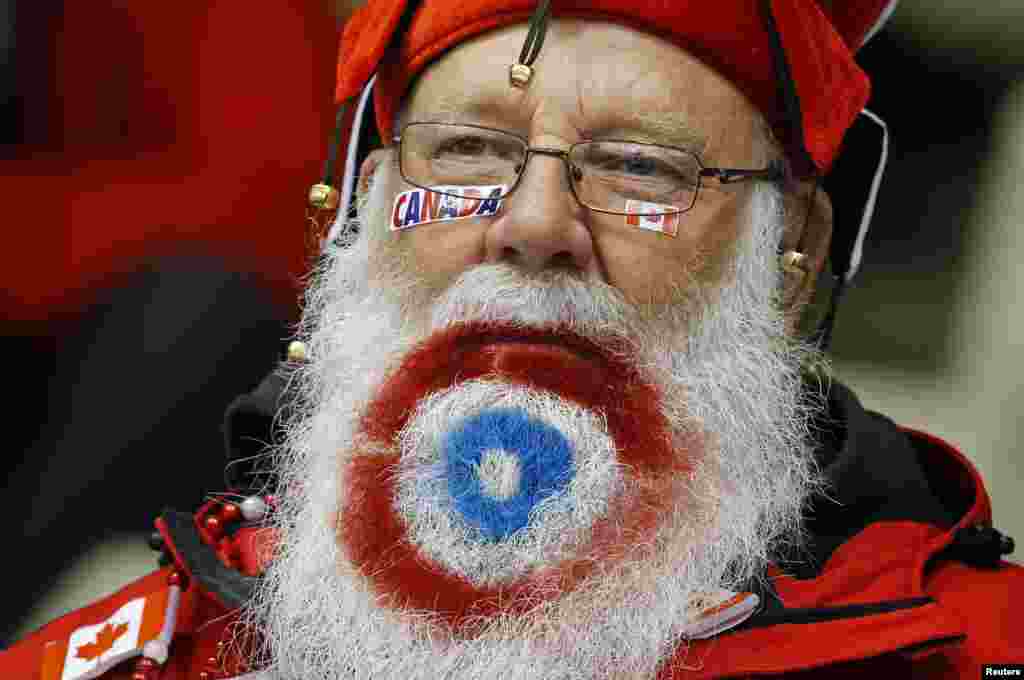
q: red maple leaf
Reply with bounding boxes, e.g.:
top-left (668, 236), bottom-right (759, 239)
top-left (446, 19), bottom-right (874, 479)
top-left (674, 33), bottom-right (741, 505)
top-left (75, 621), bottom-right (130, 661)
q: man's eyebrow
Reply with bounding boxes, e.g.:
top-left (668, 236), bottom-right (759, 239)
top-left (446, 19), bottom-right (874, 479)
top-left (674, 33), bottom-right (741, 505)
top-left (407, 93), bottom-right (506, 125)
top-left (593, 112), bottom-right (708, 153)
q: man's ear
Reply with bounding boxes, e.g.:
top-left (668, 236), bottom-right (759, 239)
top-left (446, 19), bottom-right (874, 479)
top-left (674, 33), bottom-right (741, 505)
top-left (357, 148), bottom-right (393, 195)
top-left (780, 179), bottom-right (833, 320)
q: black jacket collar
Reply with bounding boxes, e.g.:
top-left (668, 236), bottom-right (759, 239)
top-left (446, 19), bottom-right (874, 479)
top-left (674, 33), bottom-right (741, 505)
top-left (779, 378), bottom-right (959, 579)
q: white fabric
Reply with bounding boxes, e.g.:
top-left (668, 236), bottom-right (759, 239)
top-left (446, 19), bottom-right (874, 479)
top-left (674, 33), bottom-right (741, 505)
top-left (860, 1), bottom-right (900, 47)
top-left (846, 108), bottom-right (890, 283)
top-left (157, 584), bottom-right (181, 647)
top-left (326, 74), bottom-right (378, 248)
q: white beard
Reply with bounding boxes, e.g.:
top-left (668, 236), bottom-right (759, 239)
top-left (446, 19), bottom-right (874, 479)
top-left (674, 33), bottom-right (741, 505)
top-left (236, 163), bottom-right (826, 680)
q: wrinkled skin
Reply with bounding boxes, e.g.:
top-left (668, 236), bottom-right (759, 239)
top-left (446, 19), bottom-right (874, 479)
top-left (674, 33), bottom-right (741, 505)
top-left (367, 19), bottom-right (831, 323)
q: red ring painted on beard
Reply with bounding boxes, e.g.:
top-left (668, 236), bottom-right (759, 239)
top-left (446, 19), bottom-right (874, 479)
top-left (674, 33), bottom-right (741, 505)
top-left (338, 320), bottom-right (698, 634)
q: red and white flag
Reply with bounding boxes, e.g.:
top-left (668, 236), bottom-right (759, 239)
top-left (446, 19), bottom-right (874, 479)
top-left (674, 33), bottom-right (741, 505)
top-left (39, 583), bottom-right (179, 680)
top-left (624, 199), bottom-right (682, 237)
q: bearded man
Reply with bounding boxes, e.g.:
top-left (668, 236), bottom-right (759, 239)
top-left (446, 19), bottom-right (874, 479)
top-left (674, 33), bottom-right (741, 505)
top-left (4, 1), bottom-right (1023, 679)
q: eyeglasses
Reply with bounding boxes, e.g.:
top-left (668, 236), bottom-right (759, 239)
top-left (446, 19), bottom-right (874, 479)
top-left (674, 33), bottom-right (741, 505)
top-left (394, 122), bottom-right (783, 218)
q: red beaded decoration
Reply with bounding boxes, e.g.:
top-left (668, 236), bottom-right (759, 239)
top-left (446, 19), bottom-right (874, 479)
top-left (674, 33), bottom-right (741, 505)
top-left (203, 515), bottom-right (223, 536)
top-left (215, 537), bottom-right (238, 569)
top-left (220, 502), bottom-right (242, 523)
top-left (131, 655), bottom-right (159, 680)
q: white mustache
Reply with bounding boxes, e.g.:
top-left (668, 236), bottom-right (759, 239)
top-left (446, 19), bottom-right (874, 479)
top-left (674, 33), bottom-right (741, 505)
top-left (428, 263), bottom-right (640, 341)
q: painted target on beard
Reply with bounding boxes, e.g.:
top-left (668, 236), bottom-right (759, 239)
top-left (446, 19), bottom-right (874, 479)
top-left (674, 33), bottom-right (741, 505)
top-left (339, 321), bottom-right (692, 632)
top-left (442, 408), bottom-right (575, 542)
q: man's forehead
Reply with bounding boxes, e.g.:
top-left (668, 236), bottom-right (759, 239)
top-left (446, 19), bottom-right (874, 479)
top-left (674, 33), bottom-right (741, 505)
top-left (405, 20), bottom-right (751, 150)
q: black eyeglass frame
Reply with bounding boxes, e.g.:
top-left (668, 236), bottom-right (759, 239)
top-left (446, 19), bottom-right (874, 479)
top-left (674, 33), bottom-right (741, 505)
top-left (393, 121), bottom-right (785, 217)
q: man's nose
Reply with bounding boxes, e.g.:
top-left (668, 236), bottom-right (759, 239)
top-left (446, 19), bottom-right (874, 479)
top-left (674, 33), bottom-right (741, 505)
top-left (483, 152), bottom-right (600, 275)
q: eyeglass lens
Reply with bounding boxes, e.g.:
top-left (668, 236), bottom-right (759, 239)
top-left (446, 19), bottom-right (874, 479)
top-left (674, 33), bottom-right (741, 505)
top-left (400, 123), bottom-right (700, 216)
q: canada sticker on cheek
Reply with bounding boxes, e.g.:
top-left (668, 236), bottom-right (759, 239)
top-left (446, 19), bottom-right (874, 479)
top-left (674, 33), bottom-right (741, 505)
top-left (390, 185), bottom-right (507, 231)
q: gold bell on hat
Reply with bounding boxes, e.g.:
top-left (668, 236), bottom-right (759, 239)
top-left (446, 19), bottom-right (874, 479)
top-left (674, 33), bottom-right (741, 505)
top-left (305, 184), bottom-right (339, 255)
top-left (308, 183), bottom-right (340, 211)
top-left (509, 63), bottom-right (534, 88)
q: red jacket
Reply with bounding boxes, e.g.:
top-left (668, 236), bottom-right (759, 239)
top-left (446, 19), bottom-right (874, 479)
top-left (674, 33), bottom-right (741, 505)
top-left (3, 383), bottom-right (1022, 678)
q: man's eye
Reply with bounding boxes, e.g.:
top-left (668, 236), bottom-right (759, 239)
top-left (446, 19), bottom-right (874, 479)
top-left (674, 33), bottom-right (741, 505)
top-left (621, 154), bottom-right (658, 176)
top-left (595, 151), bottom-right (683, 181)
top-left (437, 136), bottom-right (489, 157)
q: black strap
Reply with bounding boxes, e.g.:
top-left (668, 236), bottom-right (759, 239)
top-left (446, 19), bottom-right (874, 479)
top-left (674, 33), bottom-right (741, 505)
top-left (938, 525), bottom-right (1016, 569)
top-left (160, 509), bottom-right (258, 609)
top-left (518, 0), bottom-right (552, 67)
top-left (320, 99), bottom-right (353, 188)
top-left (223, 364), bottom-right (295, 492)
top-left (759, 0), bottom-right (815, 177)
top-left (812, 274), bottom-right (846, 351)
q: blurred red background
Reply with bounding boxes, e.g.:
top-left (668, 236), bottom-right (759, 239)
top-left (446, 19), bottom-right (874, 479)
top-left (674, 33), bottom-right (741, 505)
top-left (2, 0), bottom-right (342, 323)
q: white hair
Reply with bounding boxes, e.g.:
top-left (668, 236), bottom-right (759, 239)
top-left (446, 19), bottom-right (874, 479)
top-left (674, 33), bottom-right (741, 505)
top-left (235, 158), bottom-right (826, 679)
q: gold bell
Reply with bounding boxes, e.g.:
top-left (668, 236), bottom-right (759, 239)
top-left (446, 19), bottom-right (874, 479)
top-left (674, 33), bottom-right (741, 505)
top-left (781, 250), bottom-right (809, 278)
top-left (287, 340), bottom-right (308, 363)
top-left (308, 184), bottom-right (340, 211)
top-left (509, 63), bottom-right (533, 88)
top-left (780, 251), bottom-right (810, 310)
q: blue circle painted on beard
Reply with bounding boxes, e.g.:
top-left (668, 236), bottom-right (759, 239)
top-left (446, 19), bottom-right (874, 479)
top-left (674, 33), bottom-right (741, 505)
top-left (442, 407), bottom-right (575, 542)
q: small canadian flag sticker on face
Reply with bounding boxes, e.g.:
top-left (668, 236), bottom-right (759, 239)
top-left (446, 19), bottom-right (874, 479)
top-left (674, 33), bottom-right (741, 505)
top-left (624, 200), bottom-right (681, 237)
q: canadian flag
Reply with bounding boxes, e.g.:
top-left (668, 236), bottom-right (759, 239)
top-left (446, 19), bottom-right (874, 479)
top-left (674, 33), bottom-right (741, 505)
top-left (39, 584), bottom-right (178, 680)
